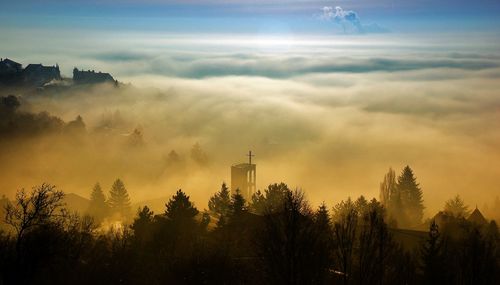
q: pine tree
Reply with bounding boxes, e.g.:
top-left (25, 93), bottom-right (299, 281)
top-left (355, 195), bottom-right (369, 215)
top-left (200, 210), bottom-right (211, 230)
top-left (131, 206), bottom-right (154, 244)
top-left (87, 182), bottom-right (108, 221)
top-left (108, 179), bottom-right (131, 219)
top-left (397, 166), bottom-right (424, 227)
top-left (421, 221), bottom-right (444, 285)
top-left (208, 182), bottom-right (231, 218)
top-left (332, 198), bottom-right (358, 284)
top-left (190, 142), bottom-right (208, 165)
top-left (230, 190), bottom-right (247, 217)
top-left (315, 202), bottom-right (331, 229)
top-left (315, 202), bottom-right (333, 252)
top-left (165, 189), bottom-right (199, 222)
top-left (249, 190), bottom-right (265, 214)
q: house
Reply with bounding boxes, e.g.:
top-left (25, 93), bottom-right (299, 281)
top-left (23, 63), bottom-right (61, 86)
top-left (73, 68), bottom-right (115, 85)
top-left (0, 58), bottom-right (23, 74)
top-left (468, 207), bottom-right (487, 225)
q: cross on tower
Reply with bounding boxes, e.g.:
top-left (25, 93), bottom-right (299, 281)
top-left (247, 150), bottom-right (255, 165)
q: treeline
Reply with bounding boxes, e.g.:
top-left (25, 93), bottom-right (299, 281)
top-left (0, 95), bottom-right (85, 138)
top-left (0, 173), bottom-right (499, 284)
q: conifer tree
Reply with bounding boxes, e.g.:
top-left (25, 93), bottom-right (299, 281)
top-left (208, 182), bottom-right (231, 218)
top-left (248, 183), bottom-right (289, 215)
top-left (314, 202), bottom-right (333, 257)
top-left (87, 182), bottom-right (108, 221)
top-left (200, 210), bottom-right (211, 230)
top-left (108, 179), bottom-right (131, 219)
top-left (131, 206), bottom-right (154, 243)
top-left (190, 142), bottom-right (208, 165)
top-left (249, 190), bottom-right (265, 214)
top-left (355, 195), bottom-right (369, 215)
top-left (315, 202), bottom-right (331, 230)
top-left (332, 198), bottom-right (358, 284)
top-left (397, 166), bottom-right (424, 227)
top-left (165, 189), bottom-right (199, 222)
top-left (421, 221), bottom-right (444, 285)
top-left (229, 190), bottom-right (247, 218)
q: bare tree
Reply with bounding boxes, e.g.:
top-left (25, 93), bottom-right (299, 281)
top-left (4, 184), bottom-right (65, 250)
top-left (332, 198), bottom-right (358, 285)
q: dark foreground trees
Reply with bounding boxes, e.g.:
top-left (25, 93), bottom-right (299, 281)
top-left (258, 190), bottom-right (331, 284)
top-left (1, 182), bottom-right (499, 285)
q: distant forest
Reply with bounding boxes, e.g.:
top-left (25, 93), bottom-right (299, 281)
top-left (0, 166), bottom-right (499, 284)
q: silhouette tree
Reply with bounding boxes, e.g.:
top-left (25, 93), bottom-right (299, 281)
top-left (249, 189), bottom-right (265, 214)
top-left (229, 190), bottom-right (247, 218)
top-left (208, 182), bottom-right (231, 220)
top-left (165, 189), bottom-right (199, 222)
top-left (357, 200), bottom-right (391, 285)
top-left (444, 195), bottom-right (470, 217)
top-left (200, 210), bottom-right (211, 230)
top-left (355, 195), bottom-right (369, 215)
top-left (397, 166), bottom-right (424, 228)
top-left (249, 183), bottom-right (289, 215)
top-left (190, 142), bottom-right (209, 166)
top-left (131, 206), bottom-right (154, 245)
top-left (65, 115), bottom-right (86, 134)
top-left (87, 183), bottom-right (108, 222)
top-left (128, 127), bottom-right (144, 147)
top-left (4, 184), bottom-right (65, 250)
top-left (1, 179), bottom-right (497, 285)
top-left (108, 179), bottom-right (131, 220)
top-left (314, 202), bottom-right (334, 282)
top-left (332, 198), bottom-right (358, 285)
top-left (379, 168), bottom-right (399, 226)
top-left (259, 189), bottom-right (329, 284)
top-left (421, 220), bottom-right (444, 285)
top-left (0, 95), bottom-right (20, 113)
top-left (315, 202), bottom-right (331, 233)
top-left (379, 168), bottom-right (396, 206)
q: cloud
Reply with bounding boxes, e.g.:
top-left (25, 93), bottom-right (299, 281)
top-left (2, 30), bottom-right (500, 215)
top-left (321, 6), bottom-right (389, 34)
top-left (98, 52), bottom-right (499, 79)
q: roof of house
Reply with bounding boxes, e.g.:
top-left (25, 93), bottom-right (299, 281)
top-left (1, 58), bottom-right (22, 67)
top-left (468, 208), bottom-right (487, 224)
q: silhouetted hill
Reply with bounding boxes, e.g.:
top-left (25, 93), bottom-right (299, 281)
top-left (133, 196), bottom-right (171, 214)
top-left (63, 193), bottom-right (90, 214)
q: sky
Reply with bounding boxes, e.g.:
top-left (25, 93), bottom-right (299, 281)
top-left (1, 0), bottom-right (500, 216)
top-left (2, 0), bottom-right (500, 33)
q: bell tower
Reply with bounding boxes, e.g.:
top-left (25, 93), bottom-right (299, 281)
top-left (231, 151), bottom-right (256, 200)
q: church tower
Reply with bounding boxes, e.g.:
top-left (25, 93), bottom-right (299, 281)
top-left (231, 151), bottom-right (256, 201)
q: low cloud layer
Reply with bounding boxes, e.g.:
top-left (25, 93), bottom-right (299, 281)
top-left (0, 30), bottom-right (499, 216)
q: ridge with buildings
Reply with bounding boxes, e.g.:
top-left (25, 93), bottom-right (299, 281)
top-left (0, 58), bottom-right (117, 88)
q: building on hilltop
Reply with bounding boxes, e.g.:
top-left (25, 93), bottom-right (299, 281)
top-left (73, 68), bottom-right (116, 85)
top-left (0, 58), bottom-right (22, 74)
top-left (0, 58), bottom-right (24, 85)
top-left (23, 63), bottom-right (61, 86)
top-left (231, 151), bottom-right (256, 201)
